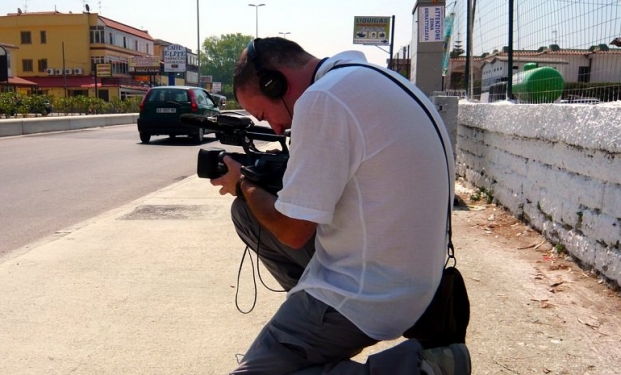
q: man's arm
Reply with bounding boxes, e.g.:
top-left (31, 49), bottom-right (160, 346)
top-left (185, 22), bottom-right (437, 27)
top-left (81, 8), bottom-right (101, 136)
top-left (239, 178), bottom-right (316, 249)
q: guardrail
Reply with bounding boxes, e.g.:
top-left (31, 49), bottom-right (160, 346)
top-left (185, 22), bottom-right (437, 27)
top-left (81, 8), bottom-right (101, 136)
top-left (0, 113), bottom-right (139, 138)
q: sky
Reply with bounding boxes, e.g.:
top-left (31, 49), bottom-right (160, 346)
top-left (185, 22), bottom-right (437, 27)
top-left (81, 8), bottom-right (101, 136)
top-left (0, 0), bottom-right (418, 66)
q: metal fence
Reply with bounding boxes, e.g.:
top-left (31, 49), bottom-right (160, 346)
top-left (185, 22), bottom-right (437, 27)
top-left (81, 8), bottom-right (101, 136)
top-left (446, 0), bottom-right (621, 103)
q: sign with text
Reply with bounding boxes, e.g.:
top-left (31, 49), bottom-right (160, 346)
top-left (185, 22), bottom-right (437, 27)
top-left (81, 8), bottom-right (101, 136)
top-left (353, 16), bottom-right (390, 45)
top-left (419, 6), bottom-right (444, 43)
top-left (129, 56), bottom-right (160, 74)
top-left (164, 44), bottom-right (187, 73)
top-left (96, 63), bottom-right (111, 77)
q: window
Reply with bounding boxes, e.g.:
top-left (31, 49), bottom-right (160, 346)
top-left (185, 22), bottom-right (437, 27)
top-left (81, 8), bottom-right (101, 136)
top-left (91, 56), bottom-right (105, 72)
top-left (37, 59), bottom-right (48, 72)
top-left (69, 90), bottom-right (89, 97)
top-left (90, 26), bottom-right (104, 44)
top-left (40, 30), bottom-right (47, 44)
top-left (578, 66), bottom-right (591, 83)
top-left (22, 59), bottom-right (34, 72)
top-left (123, 36), bottom-right (127, 49)
top-left (21, 31), bottom-right (32, 44)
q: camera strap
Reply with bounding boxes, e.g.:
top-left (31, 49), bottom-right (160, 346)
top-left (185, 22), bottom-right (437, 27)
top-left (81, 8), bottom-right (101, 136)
top-left (327, 63), bottom-right (456, 265)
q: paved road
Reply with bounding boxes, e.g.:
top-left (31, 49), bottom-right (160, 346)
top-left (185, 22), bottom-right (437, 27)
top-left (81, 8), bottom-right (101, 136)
top-left (0, 124), bottom-right (242, 258)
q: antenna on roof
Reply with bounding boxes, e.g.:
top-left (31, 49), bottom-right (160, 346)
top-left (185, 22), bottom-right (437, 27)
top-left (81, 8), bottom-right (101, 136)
top-left (85, 3), bottom-right (90, 13)
top-left (17, 8), bottom-right (23, 14)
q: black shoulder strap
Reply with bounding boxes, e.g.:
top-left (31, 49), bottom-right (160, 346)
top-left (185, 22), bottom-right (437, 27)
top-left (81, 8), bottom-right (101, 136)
top-left (328, 63), bottom-right (456, 266)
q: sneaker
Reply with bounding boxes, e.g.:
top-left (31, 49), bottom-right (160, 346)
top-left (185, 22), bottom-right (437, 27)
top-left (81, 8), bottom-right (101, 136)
top-left (420, 343), bottom-right (471, 375)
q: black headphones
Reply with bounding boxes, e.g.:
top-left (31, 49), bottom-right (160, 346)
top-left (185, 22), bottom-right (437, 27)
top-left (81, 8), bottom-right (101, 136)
top-left (246, 39), bottom-right (288, 99)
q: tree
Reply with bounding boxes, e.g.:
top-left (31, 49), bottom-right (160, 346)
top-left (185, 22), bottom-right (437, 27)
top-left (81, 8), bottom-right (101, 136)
top-left (200, 33), bottom-right (253, 98)
top-left (451, 39), bottom-right (465, 58)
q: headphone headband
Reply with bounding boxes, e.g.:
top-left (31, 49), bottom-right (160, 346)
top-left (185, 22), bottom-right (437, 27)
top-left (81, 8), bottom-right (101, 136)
top-left (246, 38), bottom-right (288, 99)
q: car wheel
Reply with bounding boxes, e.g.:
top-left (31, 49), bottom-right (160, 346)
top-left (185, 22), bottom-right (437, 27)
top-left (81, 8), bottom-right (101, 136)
top-left (194, 128), bottom-right (204, 143)
top-left (140, 132), bottom-right (151, 144)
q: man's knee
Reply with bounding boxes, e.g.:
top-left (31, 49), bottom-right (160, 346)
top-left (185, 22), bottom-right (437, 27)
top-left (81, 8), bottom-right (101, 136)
top-left (231, 197), bottom-right (257, 228)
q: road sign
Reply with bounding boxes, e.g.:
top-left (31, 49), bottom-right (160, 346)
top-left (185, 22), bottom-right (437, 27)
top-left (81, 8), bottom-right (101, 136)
top-left (419, 6), bottom-right (445, 43)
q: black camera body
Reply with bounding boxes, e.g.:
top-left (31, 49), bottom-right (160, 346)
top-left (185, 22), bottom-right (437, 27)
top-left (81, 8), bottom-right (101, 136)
top-left (180, 113), bottom-right (289, 195)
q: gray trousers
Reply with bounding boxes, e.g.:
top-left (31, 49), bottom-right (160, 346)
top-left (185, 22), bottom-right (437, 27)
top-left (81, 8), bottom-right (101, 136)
top-left (230, 198), bottom-right (423, 375)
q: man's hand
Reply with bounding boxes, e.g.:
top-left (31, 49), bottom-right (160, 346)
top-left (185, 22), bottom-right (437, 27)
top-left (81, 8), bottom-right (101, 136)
top-left (210, 155), bottom-right (243, 196)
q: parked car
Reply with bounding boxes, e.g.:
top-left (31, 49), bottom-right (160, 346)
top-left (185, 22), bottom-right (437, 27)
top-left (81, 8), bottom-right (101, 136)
top-left (210, 93), bottom-right (227, 110)
top-left (137, 86), bottom-right (220, 144)
top-left (42, 99), bottom-right (53, 114)
top-left (9, 97), bottom-right (52, 116)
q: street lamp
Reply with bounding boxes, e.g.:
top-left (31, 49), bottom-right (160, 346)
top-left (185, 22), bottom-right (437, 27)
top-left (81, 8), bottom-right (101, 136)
top-left (197, 0), bottom-right (201, 88)
top-left (278, 32), bottom-right (291, 39)
top-left (248, 4), bottom-right (265, 38)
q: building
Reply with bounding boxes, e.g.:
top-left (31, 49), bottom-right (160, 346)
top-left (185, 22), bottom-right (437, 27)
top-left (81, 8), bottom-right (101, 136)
top-left (449, 44), bottom-right (621, 99)
top-left (153, 39), bottom-right (199, 88)
top-left (0, 10), bottom-right (158, 100)
top-left (0, 42), bottom-right (38, 93)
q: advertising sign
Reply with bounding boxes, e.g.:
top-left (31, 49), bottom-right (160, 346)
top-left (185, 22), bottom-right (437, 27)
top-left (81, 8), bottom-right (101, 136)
top-left (164, 44), bottom-right (187, 73)
top-left (353, 16), bottom-right (390, 45)
top-left (442, 14), bottom-right (454, 76)
top-left (96, 63), bottom-right (111, 77)
top-left (419, 6), bottom-right (445, 43)
top-left (129, 56), bottom-right (160, 74)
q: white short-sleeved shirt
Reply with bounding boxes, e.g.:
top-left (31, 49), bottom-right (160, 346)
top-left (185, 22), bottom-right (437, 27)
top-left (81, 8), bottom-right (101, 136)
top-left (276, 51), bottom-right (455, 340)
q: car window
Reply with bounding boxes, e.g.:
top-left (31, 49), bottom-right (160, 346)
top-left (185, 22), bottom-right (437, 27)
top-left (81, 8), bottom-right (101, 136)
top-left (201, 90), bottom-right (217, 108)
top-left (147, 89), bottom-right (189, 103)
top-left (194, 90), bottom-right (206, 104)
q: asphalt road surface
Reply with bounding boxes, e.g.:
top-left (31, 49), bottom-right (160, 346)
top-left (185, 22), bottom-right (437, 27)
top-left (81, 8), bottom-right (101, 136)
top-left (0, 124), bottom-right (247, 258)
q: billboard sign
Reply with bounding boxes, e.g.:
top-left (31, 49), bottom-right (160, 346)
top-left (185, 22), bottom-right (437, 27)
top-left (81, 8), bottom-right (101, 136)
top-left (353, 16), bottom-right (390, 45)
top-left (419, 6), bottom-right (445, 43)
top-left (164, 44), bottom-right (187, 73)
top-left (96, 63), bottom-right (111, 77)
top-left (129, 56), bottom-right (160, 74)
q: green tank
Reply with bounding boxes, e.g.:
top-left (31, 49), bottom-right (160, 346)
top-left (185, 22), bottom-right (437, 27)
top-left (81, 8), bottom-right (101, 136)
top-left (512, 63), bottom-right (564, 103)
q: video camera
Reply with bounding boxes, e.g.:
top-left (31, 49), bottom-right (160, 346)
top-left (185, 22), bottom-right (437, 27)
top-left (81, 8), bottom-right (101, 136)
top-left (179, 113), bottom-right (289, 195)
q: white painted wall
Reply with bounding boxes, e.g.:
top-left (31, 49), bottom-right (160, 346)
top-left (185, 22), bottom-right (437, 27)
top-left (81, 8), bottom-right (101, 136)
top-left (456, 100), bottom-right (621, 285)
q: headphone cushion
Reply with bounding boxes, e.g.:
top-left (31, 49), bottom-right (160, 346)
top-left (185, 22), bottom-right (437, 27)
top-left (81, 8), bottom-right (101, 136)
top-left (259, 69), bottom-right (288, 99)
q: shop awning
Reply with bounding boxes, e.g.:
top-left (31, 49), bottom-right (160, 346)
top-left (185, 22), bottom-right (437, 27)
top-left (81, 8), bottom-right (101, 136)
top-left (27, 76), bottom-right (98, 88)
top-left (7, 76), bottom-right (38, 86)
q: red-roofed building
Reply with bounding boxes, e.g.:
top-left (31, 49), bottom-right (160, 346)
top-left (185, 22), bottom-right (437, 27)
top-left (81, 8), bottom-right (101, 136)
top-left (0, 10), bottom-right (196, 100)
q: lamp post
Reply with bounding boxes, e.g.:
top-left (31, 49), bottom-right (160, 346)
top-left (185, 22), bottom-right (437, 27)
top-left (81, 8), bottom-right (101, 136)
top-left (197, 0), bottom-right (201, 88)
top-left (278, 31), bottom-right (291, 39)
top-left (248, 3), bottom-right (265, 38)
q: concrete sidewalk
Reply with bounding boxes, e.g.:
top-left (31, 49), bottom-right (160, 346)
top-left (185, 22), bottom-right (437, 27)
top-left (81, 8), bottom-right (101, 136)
top-left (0, 176), bottom-right (292, 374)
top-left (1, 175), bottom-right (620, 375)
